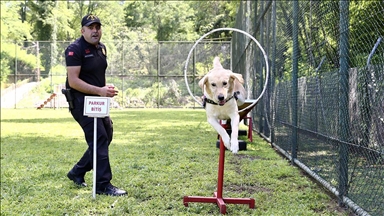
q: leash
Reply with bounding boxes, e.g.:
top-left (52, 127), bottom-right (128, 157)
top-left (202, 91), bottom-right (239, 108)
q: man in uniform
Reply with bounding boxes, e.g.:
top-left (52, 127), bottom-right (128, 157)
top-left (64, 14), bottom-right (126, 196)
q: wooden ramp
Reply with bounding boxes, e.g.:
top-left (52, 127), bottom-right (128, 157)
top-left (36, 93), bottom-right (57, 109)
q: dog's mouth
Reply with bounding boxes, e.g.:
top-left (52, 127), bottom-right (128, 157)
top-left (217, 94), bottom-right (227, 106)
top-left (218, 100), bottom-right (226, 106)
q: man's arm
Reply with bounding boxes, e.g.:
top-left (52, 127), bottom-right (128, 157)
top-left (67, 66), bottom-right (117, 97)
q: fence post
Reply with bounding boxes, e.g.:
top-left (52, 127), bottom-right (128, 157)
top-left (258, 0), bottom-right (264, 134)
top-left (270, 0), bottom-right (277, 144)
top-left (291, 0), bottom-right (299, 163)
top-left (338, 0), bottom-right (350, 206)
top-left (193, 45), bottom-right (196, 109)
top-left (14, 41), bottom-right (18, 109)
top-left (157, 43), bottom-right (161, 108)
top-left (264, 1), bottom-right (271, 138)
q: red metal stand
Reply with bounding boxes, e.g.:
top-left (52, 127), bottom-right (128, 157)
top-left (243, 116), bottom-right (253, 142)
top-left (183, 138), bottom-right (255, 214)
top-left (217, 116), bottom-right (253, 142)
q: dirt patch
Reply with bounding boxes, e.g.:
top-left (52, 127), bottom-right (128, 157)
top-left (234, 154), bottom-right (264, 161)
top-left (226, 183), bottom-right (272, 194)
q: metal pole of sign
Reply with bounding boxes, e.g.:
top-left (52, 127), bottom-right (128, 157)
top-left (83, 96), bottom-right (110, 199)
top-left (92, 117), bottom-right (97, 199)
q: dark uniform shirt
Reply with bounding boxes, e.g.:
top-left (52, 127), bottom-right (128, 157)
top-left (65, 36), bottom-right (107, 96)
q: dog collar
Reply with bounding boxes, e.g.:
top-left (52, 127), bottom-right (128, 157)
top-left (202, 95), bottom-right (234, 108)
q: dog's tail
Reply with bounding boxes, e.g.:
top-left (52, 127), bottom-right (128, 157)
top-left (213, 56), bottom-right (223, 69)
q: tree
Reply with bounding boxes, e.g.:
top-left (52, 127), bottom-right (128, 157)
top-left (0, 1), bottom-right (35, 85)
top-left (124, 1), bottom-right (197, 41)
top-left (1, 1), bottom-right (32, 42)
top-left (190, 1), bottom-right (240, 40)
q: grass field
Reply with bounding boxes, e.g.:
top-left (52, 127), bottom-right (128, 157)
top-left (1, 108), bottom-right (350, 215)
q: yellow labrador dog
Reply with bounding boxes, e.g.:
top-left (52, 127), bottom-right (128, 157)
top-left (199, 57), bottom-right (246, 153)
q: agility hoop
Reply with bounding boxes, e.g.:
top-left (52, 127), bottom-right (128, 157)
top-left (183, 27), bottom-right (269, 113)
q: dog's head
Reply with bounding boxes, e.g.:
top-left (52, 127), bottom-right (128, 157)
top-left (199, 57), bottom-right (244, 106)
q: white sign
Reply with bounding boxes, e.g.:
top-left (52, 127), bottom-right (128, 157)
top-left (83, 96), bottom-right (110, 117)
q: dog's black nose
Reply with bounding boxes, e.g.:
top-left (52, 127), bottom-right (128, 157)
top-left (218, 95), bottom-right (225, 101)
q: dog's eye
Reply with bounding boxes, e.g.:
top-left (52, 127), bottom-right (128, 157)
top-left (211, 83), bottom-right (216, 87)
top-left (223, 82), bottom-right (227, 86)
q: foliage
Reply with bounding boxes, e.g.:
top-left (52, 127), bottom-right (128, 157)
top-left (119, 80), bottom-right (182, 108)
top-left (164, 79), bottom-right (182, 106)
top-left (123, 1), bottom-right (240, 41)
top-left (273, 0), bottom-right (384, 79)
top-left (0, 1), bottom-right (32, 41)
top-left (191, 1), bottom-right (240, 40)
top-left (50, 64), bottom-right (66, 76)
top-left (0, 52), bottom-right (12, 83)
top-left (124, 87), bottom-right (146, 107)
top-left (0, 42), bottom-right (41, 81)
top-left (349, 0), bottom-right (384, 67)
top-left (0, 108), bottom-right (350, 215)
top-left (38, 76), bottom-right (66, 94)
top-left (1, 1), bottom-right (34, 84)
top-left (26, 1), bottom-right (75, 78)
top-left (124, 1), bottom-right (197, 41)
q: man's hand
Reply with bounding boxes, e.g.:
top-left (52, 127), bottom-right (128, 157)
top-left (99, 85), bottom-right (118, 97)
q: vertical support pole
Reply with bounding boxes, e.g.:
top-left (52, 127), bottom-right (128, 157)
top-left (291, 0), bottom-right (299, 163)
top-left (193, 44), bottom-right (196, 108)
top-left (258, 0), bottom-right (264, 134)
top-left (338, 0), bottom-right (350, 206)
top-left (270, 0), bottom-right (277, 144)
top-left (14, 42), bottom-right (17, 109)
top-left (245, 0), bottom-right (251, 102)
top-left (92, 117), bottom-right (97, 199)
top-left (122, 39), bottom-right (125, 107)
top-left (251, 0), bottom-right (258, 127)
top-left (244, 117), bottom-right (254, 142)
top-left (36, 41), bottom-right (40, 82)
top-left (122, 77), bottom-right (124, 108)
top-left (264, 1), bottom-right (271, 138)
top-left (217, 137), bottom-right (225, 199)
top-left (157, 43), bottom-right (161, 108)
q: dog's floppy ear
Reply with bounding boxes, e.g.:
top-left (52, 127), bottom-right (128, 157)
top-left (198, 74), bottom-right (208, 90)
top-left (199, 74), bottom-right (212, 96)
top-left (228, 73), bottom-right (244, 94)
top-left (231, 73), bottom-right (244, 84)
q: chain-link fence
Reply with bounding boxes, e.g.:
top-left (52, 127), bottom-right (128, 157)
top-left (1, 40), bottom-right (231, 109)
top-left (232, 1), bottom-right (383, 215)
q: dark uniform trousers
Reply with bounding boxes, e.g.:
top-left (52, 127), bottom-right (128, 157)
top-left (69, 93), bottom-right (113, 189)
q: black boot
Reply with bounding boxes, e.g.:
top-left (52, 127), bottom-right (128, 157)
top-left (96, 184), bottom-right (127, 196)
top-left (67, 171), bottom-right (87, 187)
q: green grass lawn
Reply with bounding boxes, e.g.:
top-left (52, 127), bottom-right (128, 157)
top-left (1, 108), bottom-right (349, 215)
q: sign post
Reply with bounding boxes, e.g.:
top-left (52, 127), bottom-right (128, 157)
top-left (83, 96), bottom-right (110, 199)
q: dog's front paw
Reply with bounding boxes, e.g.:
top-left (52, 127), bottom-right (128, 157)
top-left (222, 136), bottom-right (231, 150)
top-left (230, 139), bottom-right (239, 153)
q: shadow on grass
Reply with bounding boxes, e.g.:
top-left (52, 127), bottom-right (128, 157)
top-left (1, 117), bottom-right (74, 124)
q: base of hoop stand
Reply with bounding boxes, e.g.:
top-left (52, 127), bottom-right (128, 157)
top-left (183, 138), bottom-right (255, 214)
